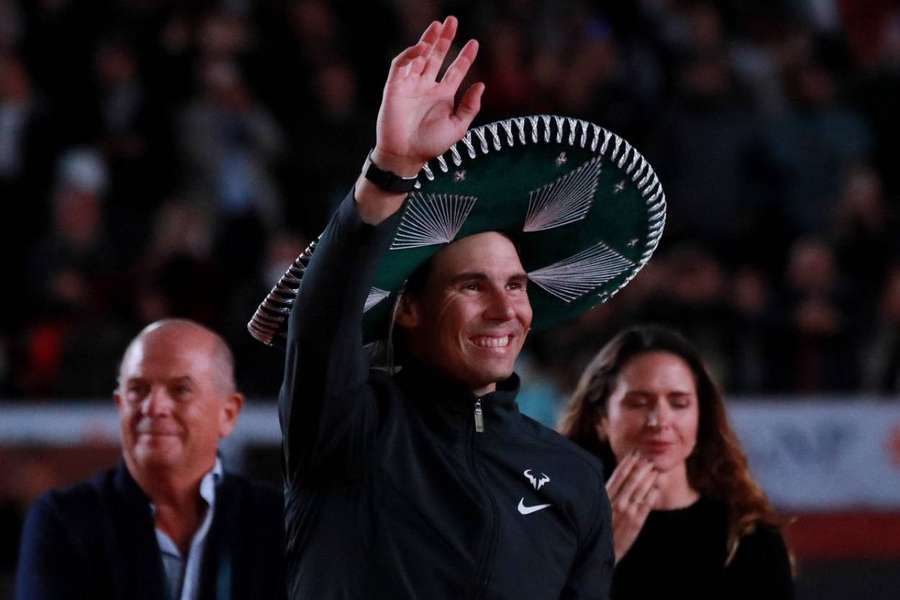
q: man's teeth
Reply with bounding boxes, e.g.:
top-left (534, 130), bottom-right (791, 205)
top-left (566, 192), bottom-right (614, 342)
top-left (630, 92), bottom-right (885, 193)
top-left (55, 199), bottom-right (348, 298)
top-left (473, 336), bottom-right (510, 348)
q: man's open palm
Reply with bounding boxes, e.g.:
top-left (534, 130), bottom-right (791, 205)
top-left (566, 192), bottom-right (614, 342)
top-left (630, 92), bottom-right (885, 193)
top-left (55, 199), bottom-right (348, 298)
top-left (375, 16), bottom-right (484, 173)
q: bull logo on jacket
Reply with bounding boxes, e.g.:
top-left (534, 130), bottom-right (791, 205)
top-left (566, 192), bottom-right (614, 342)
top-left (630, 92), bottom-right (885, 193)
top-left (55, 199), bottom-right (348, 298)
top-left (523, 469), bottom-right (550, 490)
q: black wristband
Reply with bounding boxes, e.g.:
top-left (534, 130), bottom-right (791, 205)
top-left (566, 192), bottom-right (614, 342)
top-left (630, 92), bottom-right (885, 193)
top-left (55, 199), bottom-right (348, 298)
top-left (361, 150), bottom-right (419, 193)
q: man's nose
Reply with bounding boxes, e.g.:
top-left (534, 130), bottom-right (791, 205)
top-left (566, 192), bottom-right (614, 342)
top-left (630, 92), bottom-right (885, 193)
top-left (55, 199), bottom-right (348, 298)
top-left (141, 387), bottom-right (173, 416)
top-left (485, 288), bottom-right (516, 320)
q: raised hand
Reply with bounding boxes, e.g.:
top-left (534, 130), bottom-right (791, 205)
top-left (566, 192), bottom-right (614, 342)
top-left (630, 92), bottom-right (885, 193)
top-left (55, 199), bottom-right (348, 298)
top-left (357, 16), bottom-right (484, 224)
top-left (605, 451), bottom-right (660, 563)
top-left (373, 15), bottom-right (483, 176)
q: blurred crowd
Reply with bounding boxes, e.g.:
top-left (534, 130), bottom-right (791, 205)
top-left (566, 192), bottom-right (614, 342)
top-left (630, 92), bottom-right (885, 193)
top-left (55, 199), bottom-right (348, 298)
top-left (3, 0), bottom-right (900, 403)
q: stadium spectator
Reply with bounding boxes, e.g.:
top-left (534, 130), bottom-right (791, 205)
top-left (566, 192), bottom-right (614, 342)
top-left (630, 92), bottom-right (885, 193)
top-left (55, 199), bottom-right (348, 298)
top-left (728, 263), bottom-right (781, 393)
top-left (561, 325), bottom-right (793, 599)
top-left (862, 265), bottom-right (900, 393)
top-left (0, 0), bottom-right (896, 402)
top-left (15, 319), bottom-right (286, 599)
top-left (176, 57), bottom-right (286, 294)
top-left (92, 36), bottom-right (173, 261)
top-left (832, 165), bottom-right (896, 302)
top-left (771, 237), bottom-right (861, 392)
top-left (21, 148), bottom-right (130, 397)
top-left (765, 58), bottom-right (872, 236)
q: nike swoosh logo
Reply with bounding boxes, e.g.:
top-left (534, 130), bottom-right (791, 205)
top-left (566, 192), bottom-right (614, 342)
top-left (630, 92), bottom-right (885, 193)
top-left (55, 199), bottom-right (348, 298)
top-left (517, 498), bottom-right (552, 515)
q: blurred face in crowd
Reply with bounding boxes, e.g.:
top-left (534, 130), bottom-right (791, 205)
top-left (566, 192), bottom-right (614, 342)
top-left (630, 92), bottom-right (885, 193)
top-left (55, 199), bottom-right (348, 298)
top-left (115, 321), bottom-right (243, 484)
top-left (787, 239), bottom-right (836, 293)
top-left (598, 351), bottom-right (699, 475)
top-left (0, 55), bottom-right (31, 102)
top-left (397, 232), bottom-right (532, 396)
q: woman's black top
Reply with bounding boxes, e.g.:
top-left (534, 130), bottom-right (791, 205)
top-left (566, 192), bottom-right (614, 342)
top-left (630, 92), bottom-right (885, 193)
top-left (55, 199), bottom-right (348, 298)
top-left (612, 495), bottom-right (793, 599)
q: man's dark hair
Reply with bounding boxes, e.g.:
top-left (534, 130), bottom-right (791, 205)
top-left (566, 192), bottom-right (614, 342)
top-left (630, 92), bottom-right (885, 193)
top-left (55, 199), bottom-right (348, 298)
top-left (402, 231), bottom-right (521, 299)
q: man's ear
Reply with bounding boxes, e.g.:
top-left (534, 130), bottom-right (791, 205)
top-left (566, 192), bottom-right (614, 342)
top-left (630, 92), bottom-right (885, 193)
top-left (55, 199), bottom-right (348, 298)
top-left (394, 293), bottom-right (421, 329)
top-left (219, 392), bottom-right (244, 439)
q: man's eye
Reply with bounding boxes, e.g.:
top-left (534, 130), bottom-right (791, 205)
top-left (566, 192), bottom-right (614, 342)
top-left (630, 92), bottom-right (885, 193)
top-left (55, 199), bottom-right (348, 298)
top-left (463, 282), bottom-right (481, 291)
top-left (126, 385), bottom-right (147, 400)
top-left (171, 385), bottom-right (193, 398)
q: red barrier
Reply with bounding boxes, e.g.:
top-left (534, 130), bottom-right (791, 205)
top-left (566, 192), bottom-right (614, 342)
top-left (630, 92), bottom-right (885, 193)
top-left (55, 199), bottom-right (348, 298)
top-left (786, 513), bottom-right (900, 560)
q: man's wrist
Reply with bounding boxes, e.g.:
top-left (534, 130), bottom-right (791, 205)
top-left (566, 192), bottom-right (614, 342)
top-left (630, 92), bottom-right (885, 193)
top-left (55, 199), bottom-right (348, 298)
top-left (370, 147), bottom-right (425, 178)
top-left (354, 147), bottom-right (424, 225)
top-left (362, 149), bottom-right (421, 194)
top-left (354, 175), bottom-right (408, 225)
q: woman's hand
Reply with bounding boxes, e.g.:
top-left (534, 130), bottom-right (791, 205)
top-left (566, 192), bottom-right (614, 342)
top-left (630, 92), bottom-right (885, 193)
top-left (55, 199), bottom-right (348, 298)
top-left (605, 451), bottom-right (660, 563)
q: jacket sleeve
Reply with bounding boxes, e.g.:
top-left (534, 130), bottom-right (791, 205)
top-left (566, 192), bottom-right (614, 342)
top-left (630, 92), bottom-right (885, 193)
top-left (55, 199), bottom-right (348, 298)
top-left (560, 486), bottom-right (615, 600)
top-left (15, 494), bottom-right (89, 600)
top-left (279, 189), bottom-right (402, 487)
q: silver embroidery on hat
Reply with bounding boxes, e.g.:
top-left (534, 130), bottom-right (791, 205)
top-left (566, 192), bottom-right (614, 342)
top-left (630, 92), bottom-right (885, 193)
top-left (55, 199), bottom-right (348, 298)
top-left (474, 128), bottom-right (490, 153)
top-left (528, 116), bottom-right (540, 142)
top-left (364, 287), bottom-right (391, 312)
top-left (513, 117), bottom-right (527, 144)
top-left (390, 193), bottom-right (478, 249)
top-left (450, 144), bottom-right (462, 166)
top-left (501, 120), bottom-right (515, 145)
top-left (524, 155), bottom-right (603, 232)
top-left (486, 122), bottom-right (502, 150)
top-left (460, 131), bottom-right (477, 158)
top-left (528, 241), bottom-right (634, 303)
top-left (554, 116), bottom-right (565, 143)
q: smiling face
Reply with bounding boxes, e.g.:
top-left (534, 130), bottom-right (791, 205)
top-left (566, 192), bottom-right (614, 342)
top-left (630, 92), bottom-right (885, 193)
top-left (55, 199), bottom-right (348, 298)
top-left (397, 232), bottom-right (533, 395)
top-left (114, 322), bottom-right (243, 484)
top-left (599, 351), bottom-right (699, 474)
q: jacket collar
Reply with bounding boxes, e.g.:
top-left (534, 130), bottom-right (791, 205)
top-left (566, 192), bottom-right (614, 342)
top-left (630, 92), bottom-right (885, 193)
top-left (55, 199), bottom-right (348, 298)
top-left (112, 459), bottom-right (238, 600)
top-left (113, 458), bottom-right (229, 511)
top-left (114, 460), bottom-right (152, 508)
top-left (395, 358), bottom-right (521, 421)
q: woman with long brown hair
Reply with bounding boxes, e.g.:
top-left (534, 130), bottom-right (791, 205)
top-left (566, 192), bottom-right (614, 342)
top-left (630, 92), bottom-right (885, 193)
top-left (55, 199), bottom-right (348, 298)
top-left (560, 325), bottom-right (792, 599)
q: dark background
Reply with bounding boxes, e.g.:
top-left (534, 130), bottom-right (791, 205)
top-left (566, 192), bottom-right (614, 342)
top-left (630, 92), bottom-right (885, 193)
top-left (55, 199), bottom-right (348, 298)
top-left (2, 0), bottom-right (900, 597)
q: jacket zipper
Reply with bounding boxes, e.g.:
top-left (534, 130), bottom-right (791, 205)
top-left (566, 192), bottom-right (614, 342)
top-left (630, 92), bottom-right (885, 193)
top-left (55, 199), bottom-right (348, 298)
top-left (473, 398), bottom-right (484, 433)
top-left (469, 396), bottom-right (499, 599)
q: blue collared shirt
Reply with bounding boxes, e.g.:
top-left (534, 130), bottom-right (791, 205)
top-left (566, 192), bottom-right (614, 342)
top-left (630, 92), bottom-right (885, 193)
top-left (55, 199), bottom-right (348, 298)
top-left (153, 459), bottom-right (223, 600)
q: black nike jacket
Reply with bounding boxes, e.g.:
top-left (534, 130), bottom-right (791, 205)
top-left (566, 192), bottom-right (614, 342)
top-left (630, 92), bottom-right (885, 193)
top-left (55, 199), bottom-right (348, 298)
top-left (279, 192), bottom-right (614, 599)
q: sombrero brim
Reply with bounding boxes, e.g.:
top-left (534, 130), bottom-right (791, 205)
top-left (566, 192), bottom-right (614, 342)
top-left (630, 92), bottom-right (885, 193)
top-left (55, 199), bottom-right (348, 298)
top-left (249, 115), bottom-right (665, 348)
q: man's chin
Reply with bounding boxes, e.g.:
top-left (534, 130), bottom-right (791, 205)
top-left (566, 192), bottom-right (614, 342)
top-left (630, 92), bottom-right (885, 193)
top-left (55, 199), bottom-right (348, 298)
top-left (133, 443), bottom-right (183, 469)
top-left (467, 364), bottom-right (516, 391)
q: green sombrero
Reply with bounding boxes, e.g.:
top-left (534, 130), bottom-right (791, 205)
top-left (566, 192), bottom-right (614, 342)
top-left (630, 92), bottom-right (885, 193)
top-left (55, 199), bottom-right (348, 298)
top-left (249, 115), bottom-right (666, 348)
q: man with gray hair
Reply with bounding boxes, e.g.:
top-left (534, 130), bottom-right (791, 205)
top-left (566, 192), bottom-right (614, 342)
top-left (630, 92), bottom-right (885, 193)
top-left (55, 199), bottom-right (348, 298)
top-left (16, 319), bottom-right (286, 599)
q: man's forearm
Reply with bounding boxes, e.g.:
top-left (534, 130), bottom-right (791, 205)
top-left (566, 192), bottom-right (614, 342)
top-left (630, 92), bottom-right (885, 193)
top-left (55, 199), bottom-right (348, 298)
top-left (354, 146), bottom-right (424, 225)
top-left (280, 191), bottom-right (399, 480)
